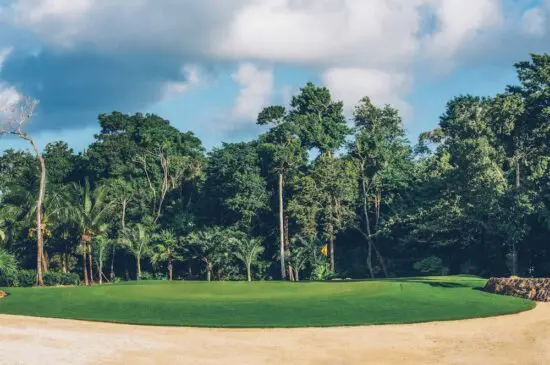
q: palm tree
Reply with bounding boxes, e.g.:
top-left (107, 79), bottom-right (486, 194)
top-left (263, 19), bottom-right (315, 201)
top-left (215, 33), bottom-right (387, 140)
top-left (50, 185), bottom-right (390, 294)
top-left (151, 229), bottom-right (182, 281)
top-left (69, 178), bottom-right (112, 286)
top-left (232, 236), bottom-right (264, 282)
top-left (93, 235), bottom-right (113, 285)
top-left (186, 227), bottom-right (230, 282)
top-left (122, 223), bottom-right (153, 280)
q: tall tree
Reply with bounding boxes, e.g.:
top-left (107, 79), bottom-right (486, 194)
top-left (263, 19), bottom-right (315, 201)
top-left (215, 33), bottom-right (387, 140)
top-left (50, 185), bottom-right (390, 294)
top-left (0, 97), bottom-right (46, 285)
top-left (350, 97), bottom-right (411, 277)
top-left (257, 106), bottom-right (305, 279)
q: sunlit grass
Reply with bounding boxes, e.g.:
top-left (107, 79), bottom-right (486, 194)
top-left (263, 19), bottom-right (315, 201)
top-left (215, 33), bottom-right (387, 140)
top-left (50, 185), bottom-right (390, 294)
top-left (0, 276), bottom-right (534, 328)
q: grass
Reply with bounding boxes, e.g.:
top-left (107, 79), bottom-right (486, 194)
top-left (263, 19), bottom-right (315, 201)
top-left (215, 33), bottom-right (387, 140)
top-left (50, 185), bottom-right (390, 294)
top-left (0, 276), bottom-right (535, 328)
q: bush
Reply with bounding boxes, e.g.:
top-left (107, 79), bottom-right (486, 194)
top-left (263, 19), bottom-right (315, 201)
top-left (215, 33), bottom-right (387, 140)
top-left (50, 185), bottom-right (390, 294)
top-left (16, 269), bottom-right (37, 287)
top-left (139, 271), bottom-right (166, 281)
top-left (12, 270), bottom-right (80, 287)
top-left (0, 248), bottom-right (18, 286)
top-left (311, 262), bottom-right (334, 281)
top-left (43, 271), bottom-right (80, 286)
top-left (413, 256), bottom-right (449, 275)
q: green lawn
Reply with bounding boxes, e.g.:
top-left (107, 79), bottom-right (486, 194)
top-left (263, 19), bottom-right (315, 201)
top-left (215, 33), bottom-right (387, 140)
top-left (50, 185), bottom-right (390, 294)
top-left (0, 276), bottom-right (535, 328)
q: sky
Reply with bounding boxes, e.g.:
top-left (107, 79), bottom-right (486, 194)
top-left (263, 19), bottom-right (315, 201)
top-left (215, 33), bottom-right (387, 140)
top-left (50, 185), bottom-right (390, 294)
top-left (0, 0), bottom-right (549, 153)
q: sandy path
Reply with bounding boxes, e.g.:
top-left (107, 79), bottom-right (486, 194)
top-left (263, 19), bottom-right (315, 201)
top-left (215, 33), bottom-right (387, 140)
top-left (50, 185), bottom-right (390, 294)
top-left (1, 304), bottom-right (549, 365)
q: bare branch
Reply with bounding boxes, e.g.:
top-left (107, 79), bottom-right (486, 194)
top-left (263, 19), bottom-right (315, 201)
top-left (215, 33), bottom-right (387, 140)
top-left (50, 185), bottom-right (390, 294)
top-left (0, 96), bottom-right (40, 136)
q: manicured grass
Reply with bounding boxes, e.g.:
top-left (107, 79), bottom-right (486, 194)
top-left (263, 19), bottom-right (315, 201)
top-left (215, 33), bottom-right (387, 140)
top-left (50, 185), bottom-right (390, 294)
top-left (0, 276), bottom-right (535, 328)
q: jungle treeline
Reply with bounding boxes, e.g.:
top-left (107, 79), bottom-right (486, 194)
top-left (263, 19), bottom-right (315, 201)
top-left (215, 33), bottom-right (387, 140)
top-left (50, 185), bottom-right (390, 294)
top-left (0, 53), bottom-right (549, 286)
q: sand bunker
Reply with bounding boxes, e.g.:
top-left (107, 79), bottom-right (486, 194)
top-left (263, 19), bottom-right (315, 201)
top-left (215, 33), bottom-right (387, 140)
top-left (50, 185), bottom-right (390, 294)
top-left (1, 303), bottom-right (549, 365)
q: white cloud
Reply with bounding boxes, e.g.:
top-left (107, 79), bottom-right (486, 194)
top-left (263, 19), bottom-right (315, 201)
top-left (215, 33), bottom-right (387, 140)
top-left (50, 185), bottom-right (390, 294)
top-left (522, 7), bottom-right (547, 37)
top-left (230, 63), bottom-right (274, 124)
top-left (422, 0), bottom-right (502, 71)
top-left (3, 0), bottom-right (550, 134)
top-left (0, 83), bottom-right (21, 108)
top-left (163, 64), bottom-right (202, 98)
top-left (0, 47), bottom-right (13, 72)
top-left (322, 68), bottom-right (413, 119)
top-left (217, 0), bottom-right (425, 69)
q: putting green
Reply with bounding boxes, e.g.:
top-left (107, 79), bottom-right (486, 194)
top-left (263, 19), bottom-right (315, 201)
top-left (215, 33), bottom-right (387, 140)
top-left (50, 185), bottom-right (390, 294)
top-left (0, 276), bottom-right (534, 327)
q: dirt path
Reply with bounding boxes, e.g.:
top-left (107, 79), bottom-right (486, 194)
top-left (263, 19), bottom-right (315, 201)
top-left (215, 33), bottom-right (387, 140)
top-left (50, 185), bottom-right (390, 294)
top-left (1, 303), bottom-right (549, 365)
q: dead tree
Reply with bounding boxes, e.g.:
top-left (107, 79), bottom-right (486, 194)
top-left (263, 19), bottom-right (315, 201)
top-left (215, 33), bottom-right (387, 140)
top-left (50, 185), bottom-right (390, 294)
top-left (0, 96), bottom-right (45, 286)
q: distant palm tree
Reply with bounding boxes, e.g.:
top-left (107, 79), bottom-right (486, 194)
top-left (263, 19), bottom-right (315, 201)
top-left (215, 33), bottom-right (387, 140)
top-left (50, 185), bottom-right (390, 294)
top-left (151, 229), bottom-right (182, 281)
top-left (122, 223), bottom-right (153, 280)
top-left (232, 236), bottom-right (264, 282)
top-left (69, 178), bottom-right (111, 286)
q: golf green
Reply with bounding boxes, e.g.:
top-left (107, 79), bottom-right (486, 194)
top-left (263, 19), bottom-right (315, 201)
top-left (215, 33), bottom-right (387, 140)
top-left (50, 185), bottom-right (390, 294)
top-left (0, 276), bottom-right (534, 328)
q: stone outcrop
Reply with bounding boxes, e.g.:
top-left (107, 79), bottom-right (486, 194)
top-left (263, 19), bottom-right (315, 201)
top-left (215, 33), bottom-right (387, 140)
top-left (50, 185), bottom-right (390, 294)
top-left (484, 277), bottom-right (550, 302)
top-left (0, 290), bottom-right (8, 299)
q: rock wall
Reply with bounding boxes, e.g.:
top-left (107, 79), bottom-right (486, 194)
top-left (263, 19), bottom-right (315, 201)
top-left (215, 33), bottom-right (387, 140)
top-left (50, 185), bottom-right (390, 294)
top-left (484, 277), bottom-right (550, 302)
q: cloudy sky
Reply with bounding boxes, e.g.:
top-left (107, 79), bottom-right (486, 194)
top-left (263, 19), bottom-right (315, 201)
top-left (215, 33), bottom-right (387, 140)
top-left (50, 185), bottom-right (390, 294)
top-left (1, 0), bottom-right (549, 152)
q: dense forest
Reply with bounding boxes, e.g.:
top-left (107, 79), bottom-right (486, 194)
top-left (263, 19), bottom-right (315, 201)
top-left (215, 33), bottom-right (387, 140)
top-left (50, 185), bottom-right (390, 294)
top-left (0, 53), bottom-right (549, 286)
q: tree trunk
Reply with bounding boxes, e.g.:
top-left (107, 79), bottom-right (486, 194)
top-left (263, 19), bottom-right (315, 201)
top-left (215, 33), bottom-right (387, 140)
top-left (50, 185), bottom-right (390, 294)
top-left (206, 262), bottom-right (212, 282)
top-left (366, 238), bottom-right (374, 279)
top-left (246, 263), bottom-right (251, 282)
top-left (88, 243), bottom-right (94, 285)
top-left (294, 268), bottom-right (300, 282)
top-left (62, 252), bottom-right (68, 274)
top-left (136, 255), bottom-right (141, 280)
top-left (515, 158), bottom-right (521, 189)
top-left (168, 258), bottom-right (173, 281)
top-left (110, 245), bottom-right (116, 281)
top-left (41, 248), bottom-right (49, 274)
top-left (360, 170), bottom-right (375, 279)
top-left (329, 231), bottom-right (335, 272)
top-left (34, 150), bottom-right (46, 286)
top-left (81, 240), bottom-right (89, 286)
top-left (288, 264), bottom-right (295, 281)
top-left (99, 259), bottom-right (103, 285)
top-left (278, 171), bottom-right (286, 279)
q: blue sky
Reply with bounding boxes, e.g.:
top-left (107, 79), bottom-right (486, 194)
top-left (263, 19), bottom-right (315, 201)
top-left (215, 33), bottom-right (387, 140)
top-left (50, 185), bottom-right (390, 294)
top-left (1, 0), bottom-right (549, 152)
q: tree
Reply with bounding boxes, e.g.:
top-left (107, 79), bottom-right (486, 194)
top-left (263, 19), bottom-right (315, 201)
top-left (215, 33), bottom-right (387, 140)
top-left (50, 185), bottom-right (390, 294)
top-left (307, 155), bottom-right (357, 272)
top-left (350, 97), bottom-right (411, 278)
top-left (232, 235), bottom-right (265, 282)
top-left (186, 227), bottom-right (231, 282)
top-left (288, 83), bottom-right (349, 270)
top-left (69, 178), bottom-right (112, 285)
top-left (122, 223), bottom-right (153, 280)
top-left (203, 142), bottom-right (269, 231)
top-left (0, 97), bottom-right (45, 286)
top-left (151, 229), bottom-right (182, 280)
top-left (93, 235), bottom-right (112, 285)
top-left (105, 178), bottom-right (136, 280)
top-left (257, 105), bottom-right (306, 279)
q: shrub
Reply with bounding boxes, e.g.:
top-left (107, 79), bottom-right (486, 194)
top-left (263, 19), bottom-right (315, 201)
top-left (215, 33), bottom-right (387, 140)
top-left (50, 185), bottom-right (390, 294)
top-left (311, 262), bottom-right (334, 281)
top-left (0, 248), bottom-right (18, 286)
top-left (139, 271), bottom-right (166, 281)
top-left (413, 256), bottom-right (449, 275)
top-left (43, 271), bottom-right (80, 286)
top-left (16, 269), bottom-right (37, 287)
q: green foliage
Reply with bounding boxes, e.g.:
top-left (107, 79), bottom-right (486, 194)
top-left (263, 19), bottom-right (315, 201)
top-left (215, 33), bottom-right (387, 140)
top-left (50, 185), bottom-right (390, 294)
top-left (413, 257), bottom-right (448, 276)
top-left (311, 262), bottom-right (333, 281)
top-left (1, 54), bottom-right (550, 282)
top-left (0, 248), bottom-right (18, 286)
top-left (43, 271), bottom-right (80, 286)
